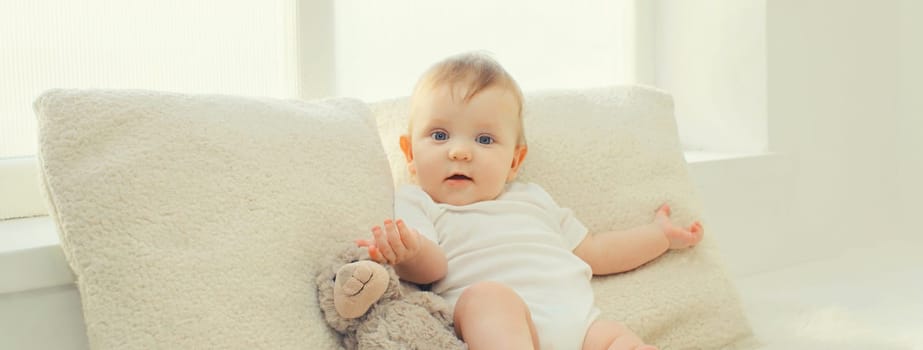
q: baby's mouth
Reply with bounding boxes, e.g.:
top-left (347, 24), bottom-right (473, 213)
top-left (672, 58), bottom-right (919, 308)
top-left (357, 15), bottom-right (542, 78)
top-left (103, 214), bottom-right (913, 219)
top-left (446, 174), bottom-right (472, 181)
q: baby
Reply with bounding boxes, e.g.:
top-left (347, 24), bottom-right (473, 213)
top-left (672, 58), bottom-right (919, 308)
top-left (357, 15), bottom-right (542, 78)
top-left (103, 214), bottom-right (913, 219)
top-left (356, 52), bottom-right (704, 350)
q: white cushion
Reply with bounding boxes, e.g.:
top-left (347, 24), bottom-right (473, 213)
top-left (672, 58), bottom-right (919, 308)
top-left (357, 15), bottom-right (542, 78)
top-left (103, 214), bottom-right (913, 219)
top-left (372, 85), bottom-right (756, 349)
top-left (35, 90), bottom-right (394, 349)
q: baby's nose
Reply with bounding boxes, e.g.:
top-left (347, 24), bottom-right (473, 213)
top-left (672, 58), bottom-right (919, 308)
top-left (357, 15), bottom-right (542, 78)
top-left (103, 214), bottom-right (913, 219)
top-left (449, 146), bottom-right (472, 161)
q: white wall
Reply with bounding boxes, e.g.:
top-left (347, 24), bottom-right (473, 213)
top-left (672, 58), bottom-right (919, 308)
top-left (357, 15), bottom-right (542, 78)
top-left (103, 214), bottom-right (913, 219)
top-left (653, 0), bottom-right (767, 154)
top-left (688, 154), bottom-right (791, 277)
top-left (898, 0), bottom-right (923, 234)
top-left (766, 0), bottom-right (903, 262)
top-left (688, 0), bottom-right (917, 277)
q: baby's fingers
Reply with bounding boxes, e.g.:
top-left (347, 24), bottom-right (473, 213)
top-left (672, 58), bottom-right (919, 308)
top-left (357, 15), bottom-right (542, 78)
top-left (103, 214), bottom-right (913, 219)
top-left (396, 219), bottom-right (419, 252)
top-left (692, 222), bottom-right (704, 243)
top-left (656, 204), bottom-right (672, 217)
top-left (372, 225), bottom-right (397, 264)
top-left (384, 219), bottom-right (407, 260)
top-left (357, 237), bottom-right (386, 262)
top-left (667, 227), bottom-right (693, 247)
top-left (367, 245), bottom-right (386, 263)
top-left (684, 222), bottom-right (704, 245)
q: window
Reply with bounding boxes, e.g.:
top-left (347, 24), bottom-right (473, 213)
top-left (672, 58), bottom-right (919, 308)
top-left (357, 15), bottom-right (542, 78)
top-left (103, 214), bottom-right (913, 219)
top-left (1, 0), bottom-right (643, 219)
top-left (0, 0), bottom-right (298, 159)
top-left (0, 0), bottom-right (297, 219)
top-left (652, 0), bottom-right (767, 154)
top-left (2, 0), bottom-right (641, 157)
top-left (332, 0), bottom-right (639, 102)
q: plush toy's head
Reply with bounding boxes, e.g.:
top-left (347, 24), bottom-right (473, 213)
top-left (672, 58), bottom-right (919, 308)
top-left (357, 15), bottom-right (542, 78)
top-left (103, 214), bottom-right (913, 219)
top-left (315, 245), bottom-right (466, 350)
top-left (315, 246), bottom-right (402, 332)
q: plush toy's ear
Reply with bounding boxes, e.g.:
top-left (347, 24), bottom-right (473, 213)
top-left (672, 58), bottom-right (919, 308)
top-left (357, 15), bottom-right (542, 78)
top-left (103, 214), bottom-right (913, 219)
top-left (335, 245), bottom-right (368, 264)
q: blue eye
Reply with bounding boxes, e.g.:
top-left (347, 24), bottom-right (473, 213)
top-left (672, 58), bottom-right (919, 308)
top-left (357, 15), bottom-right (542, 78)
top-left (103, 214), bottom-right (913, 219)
top-left (476, 135), bottom-right (494, 145)
top-left (431, 131), bottom-right (448, 141)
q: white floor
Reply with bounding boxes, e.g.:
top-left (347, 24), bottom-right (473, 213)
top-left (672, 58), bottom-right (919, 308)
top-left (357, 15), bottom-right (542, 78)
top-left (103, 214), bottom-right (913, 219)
top-left (735, 238), bottom-right (923, 349)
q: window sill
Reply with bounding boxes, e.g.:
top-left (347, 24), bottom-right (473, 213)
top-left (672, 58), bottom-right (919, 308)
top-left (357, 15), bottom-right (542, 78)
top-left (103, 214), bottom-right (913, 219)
top-left (0, 216), bottom-right (73, 294)
top-left (684, 150), bottom-right (776, 164)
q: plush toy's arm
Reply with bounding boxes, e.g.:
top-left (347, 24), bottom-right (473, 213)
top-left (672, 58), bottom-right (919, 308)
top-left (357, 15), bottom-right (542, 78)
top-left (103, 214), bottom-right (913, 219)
top-left (354, 318), bottom-right (408, 349)
top-left (404, 291), bottom-right (455, 327)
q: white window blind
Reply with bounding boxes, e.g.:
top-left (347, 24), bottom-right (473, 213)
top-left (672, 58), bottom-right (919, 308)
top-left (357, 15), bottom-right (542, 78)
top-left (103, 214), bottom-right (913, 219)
top-left (0, 0), bottom-right (297, 158)
top-left (333, 0), bottom-right (637, 102)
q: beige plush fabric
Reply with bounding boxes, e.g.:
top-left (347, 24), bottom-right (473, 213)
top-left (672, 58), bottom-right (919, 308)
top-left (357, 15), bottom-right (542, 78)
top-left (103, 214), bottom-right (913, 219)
top-left (35, 90), bottom-right (394, 349)
top-left (372, 85), bottom-right (757, 349)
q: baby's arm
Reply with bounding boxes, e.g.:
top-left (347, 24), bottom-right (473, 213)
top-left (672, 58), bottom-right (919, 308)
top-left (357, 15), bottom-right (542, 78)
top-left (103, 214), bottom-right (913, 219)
top-left (356, 219), bottom-right (447, 284)
top-left (573, 204), bottom-right (703, 275)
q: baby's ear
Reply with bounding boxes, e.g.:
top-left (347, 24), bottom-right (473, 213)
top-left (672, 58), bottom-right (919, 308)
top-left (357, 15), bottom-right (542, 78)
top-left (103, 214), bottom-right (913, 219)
top-left (507, 145), bottom-right (528, 182)
top-left (399, 135), bottom-right (416, 176)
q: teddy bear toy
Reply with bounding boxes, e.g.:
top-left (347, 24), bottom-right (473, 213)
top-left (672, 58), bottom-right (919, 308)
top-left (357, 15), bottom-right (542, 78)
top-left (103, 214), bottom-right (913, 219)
top-left (315, 245), bottom-right (467, 350)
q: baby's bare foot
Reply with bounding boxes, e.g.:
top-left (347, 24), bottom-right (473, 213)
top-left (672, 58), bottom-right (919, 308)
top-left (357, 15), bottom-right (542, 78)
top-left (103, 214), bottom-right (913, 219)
top-left (636, 345), bottom-right (658, 350)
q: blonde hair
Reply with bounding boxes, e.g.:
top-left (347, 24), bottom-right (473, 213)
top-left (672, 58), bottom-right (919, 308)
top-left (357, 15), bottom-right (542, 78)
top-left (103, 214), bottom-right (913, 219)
top-left (409, 52), bottom-right (527, 146)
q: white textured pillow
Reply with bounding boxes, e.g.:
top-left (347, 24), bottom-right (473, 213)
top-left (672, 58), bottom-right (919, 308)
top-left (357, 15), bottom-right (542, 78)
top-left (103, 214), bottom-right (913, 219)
top-left (372, 86), bottom-right (756, 349)
top-left (35, 90), bottom-right (394, 349)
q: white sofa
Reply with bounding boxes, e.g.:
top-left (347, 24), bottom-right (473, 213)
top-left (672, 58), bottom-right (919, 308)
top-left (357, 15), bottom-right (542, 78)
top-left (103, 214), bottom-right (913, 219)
top-left (2, 86), bottom-right (920, 349)
top-left (5, 202), bottom-right (922, 349)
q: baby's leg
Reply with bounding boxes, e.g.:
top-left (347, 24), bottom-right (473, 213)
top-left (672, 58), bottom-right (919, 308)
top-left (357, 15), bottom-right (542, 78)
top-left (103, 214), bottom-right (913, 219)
top-left (454, 281), bottom-right (539, 350)
top-left (582, 319), bottom-right (657, 350)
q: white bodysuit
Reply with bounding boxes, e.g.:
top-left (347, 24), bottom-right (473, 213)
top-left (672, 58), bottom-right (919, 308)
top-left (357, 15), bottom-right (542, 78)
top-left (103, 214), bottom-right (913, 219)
top-left (395, 182), bottom-right (600, 350)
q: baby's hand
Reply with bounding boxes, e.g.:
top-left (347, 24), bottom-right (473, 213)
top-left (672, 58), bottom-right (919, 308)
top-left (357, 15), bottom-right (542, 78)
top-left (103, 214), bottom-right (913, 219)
top-left (356, 219), bottom-right (422, 265)
top-left (655, 204), bottom-right (704, 249)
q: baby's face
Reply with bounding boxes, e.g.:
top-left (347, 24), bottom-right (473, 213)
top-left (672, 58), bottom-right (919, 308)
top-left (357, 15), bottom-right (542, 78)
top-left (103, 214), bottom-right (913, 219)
top-left (402, 84), bottom-right (525, 206)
